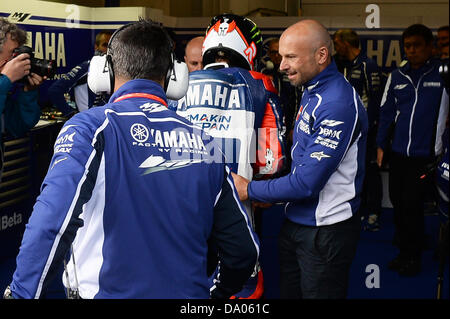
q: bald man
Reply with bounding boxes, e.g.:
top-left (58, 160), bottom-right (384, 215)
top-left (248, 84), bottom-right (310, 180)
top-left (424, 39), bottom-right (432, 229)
top-left (184, 36), bottom-right (204, 72)
top-left (232, 20), bottom-right (368, 299)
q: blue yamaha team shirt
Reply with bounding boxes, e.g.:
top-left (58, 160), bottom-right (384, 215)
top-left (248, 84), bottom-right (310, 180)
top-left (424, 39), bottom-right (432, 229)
top-left (342, 53), bottom-right (384, 130)
top-left (248, 62), bottom-right (368, 226)
top-left (376, 58), bottom-right (444, 157)
top-left (9, 79), bottom-right (259, 299)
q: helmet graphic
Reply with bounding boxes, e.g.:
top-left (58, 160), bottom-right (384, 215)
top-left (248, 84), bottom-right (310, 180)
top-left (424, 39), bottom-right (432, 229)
top-left (202, 13), bottom-right (263, 71)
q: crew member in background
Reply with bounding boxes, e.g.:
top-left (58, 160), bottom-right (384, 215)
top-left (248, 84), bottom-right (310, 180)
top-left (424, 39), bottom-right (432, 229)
top-left (171, 13), bottom-right (285, 299)
top-left (333, 28), bottom-right (385, 231)
top-left (47, 30), bottom-right (112, 116)
top-left (0, 18), bottom-right (44, 181)
top-left (376, 24), bottom-right (444, 277)
top-left (184, 36), bottom-right (204, 72)
top-left (436, 25), bottom-right (449, 58)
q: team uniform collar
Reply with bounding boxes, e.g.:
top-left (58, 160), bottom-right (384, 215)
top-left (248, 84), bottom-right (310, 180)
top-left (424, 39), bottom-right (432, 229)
top-left (351, 52), bottom-right (366, 67)
top-left (304, 60), bottom-right (339, 92)
top-left (109, 79), bottom-right (168, 106)
top-left (400, 57), bottom-right (440, 74)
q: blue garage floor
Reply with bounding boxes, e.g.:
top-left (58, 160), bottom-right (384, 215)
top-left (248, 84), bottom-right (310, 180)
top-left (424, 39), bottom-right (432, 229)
top-left (1, 205), bottom-right (448, 299)
top-left (259, 205), bottom-right (449, 299)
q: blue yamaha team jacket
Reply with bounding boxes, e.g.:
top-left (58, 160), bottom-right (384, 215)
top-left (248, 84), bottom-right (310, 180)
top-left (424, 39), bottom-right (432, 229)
top-left (342, 53), bottom-right (384, 130)
top-left (248, 62), bottom-right (368, 226)
top-left (9, 79), bottom-right (259, 299)
top-left (376, 58), bottom-right (444, 157)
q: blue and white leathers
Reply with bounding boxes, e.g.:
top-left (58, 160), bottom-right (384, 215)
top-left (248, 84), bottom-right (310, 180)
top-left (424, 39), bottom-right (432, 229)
top-left (172, 67), bottom-right (285, 181)
top-left (248, 61), bottom-right (368, 226)
top-left (9, 79), bottom-right (259, 299)
top-left (171, 65), bottom-right (285, 299)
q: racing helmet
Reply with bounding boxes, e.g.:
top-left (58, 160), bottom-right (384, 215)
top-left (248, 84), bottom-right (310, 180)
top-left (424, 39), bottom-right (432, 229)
top-left (202, 13), bottom-right (262, 71)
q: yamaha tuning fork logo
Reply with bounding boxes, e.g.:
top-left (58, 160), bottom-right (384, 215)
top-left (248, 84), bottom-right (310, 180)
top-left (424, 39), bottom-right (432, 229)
top-left (130, 123), bottom-right (150, 143)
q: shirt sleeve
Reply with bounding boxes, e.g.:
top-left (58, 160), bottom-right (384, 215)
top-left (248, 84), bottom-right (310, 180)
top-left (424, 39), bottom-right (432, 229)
top-left (376, 73), bottom-right (396, 150)
top-left (9, 117), bottom-right (102, 298)
top-left (0, 75), bottom-right (12, 115)
top-left (209, 165), bottom-right (259, 299)
top-left (435, 90), bottom-right (449, 155)
top-left (1, 76), bottom-right (41, 137)
top-left (366, 61), bottom-right (385, 128)
top-left (248, 96), bottom-right (362, 203)
top-left (48, 61), bottom-right (89, 116)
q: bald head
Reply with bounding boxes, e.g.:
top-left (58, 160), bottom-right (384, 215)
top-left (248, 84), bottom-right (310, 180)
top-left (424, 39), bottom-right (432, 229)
top-left (184, 36), bottom-right (204, 72)
top-left (284, 20), bottom-right (332, 56)
top-left (279, 19), bottom-right (332, 86)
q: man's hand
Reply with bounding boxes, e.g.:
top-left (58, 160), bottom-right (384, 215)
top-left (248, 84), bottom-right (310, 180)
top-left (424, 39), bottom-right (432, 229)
top-left (0, 53), bottom-right (30, 83)
top-left (24, 73), bottom-right (46, 91)
top-left (376, 147), bottom-right (384, 168)
top-left (231, 172), bottom-right (249, 201)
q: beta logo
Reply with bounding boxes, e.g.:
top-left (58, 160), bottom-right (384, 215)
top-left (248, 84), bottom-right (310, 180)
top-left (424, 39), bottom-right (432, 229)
top-left (130, 123), bottom-right (149, 143)
top-left (1, 212), bottom-right (23, 231)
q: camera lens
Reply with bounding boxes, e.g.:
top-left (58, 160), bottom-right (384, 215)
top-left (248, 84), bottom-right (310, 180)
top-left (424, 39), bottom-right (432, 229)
top-left (31, 58), bottom-right (56, 78)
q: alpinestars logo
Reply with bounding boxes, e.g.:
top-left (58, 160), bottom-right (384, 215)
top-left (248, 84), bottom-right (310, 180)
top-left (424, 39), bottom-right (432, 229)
top-left (130, 123), bottom-right (149, 143)
top-left (310, 151), bottom-right (331, 161)
top-left (139, 155), bottom-right (203, 174)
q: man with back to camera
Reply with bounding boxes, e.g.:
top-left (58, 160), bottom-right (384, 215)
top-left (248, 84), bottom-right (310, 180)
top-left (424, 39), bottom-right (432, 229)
top-left (184, 36), bottom-right (204, 72)
top-left (333, 28), bottom-right (385, 231)
top-left (376, 24), bottom-right (444, 276)
top-left (232, 19), bottom-right (368, 299)
top-left (171, 13), bottom-right (285, 298)
top-left (4, 19), bottom-right (258, 299)
top-left (47, 30), bottom-right (112, 116)
top-left (0, 17), bottom-right (44, 181)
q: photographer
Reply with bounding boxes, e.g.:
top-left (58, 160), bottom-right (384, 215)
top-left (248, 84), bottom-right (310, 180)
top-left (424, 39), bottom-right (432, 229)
top-left (0, 18), bottom-right (44, 180)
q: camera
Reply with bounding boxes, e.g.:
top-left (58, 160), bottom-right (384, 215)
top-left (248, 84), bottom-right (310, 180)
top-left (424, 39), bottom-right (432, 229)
top-left (12, 45), bottom-right (56, 80)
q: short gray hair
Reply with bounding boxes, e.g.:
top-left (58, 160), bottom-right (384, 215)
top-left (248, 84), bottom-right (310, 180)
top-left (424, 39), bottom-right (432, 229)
top-left (0, 18), bottom-right (27, 53)
top-left (109, 19), bottom-right (173, 82)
